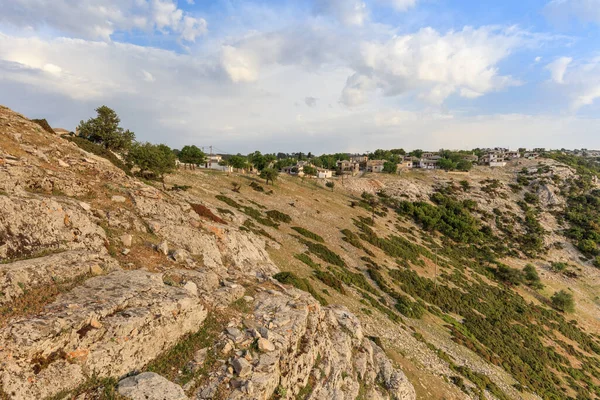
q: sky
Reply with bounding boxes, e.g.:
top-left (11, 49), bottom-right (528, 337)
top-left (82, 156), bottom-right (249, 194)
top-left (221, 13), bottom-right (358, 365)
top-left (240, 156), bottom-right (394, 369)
top-left (0, 0), bottom-right (599, 154)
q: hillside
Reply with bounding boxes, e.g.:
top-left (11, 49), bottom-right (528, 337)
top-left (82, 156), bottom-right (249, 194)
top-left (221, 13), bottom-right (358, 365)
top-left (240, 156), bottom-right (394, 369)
top-left (1, 104), bottom-right (600, 400)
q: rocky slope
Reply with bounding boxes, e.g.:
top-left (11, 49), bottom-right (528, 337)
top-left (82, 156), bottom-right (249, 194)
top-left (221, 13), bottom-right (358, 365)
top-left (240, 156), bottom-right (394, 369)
top-left (0, 105), bottom-right (415, 400)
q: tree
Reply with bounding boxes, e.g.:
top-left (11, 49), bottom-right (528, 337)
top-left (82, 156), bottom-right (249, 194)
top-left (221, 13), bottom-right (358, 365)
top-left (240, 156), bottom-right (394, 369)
top-left (127, 142), bottom-right (176, 188)
top-left (77, 106), bottom-right (135, 152)
top-left (523, 264), bottom-right (542, 288)
top-left (178, 145), bottom-right (206, 164)
top-left (228, 154), bottom-right (249, 171)
top-left (260, 168), bottom-right (279, 185)
top-left (326, 181), bottom-right (335, 191)
top-left (382, 161), bottom-right (398, 174)
top-left (303, 165), bottom-right (317, 176)
top-left (551, 290), bottom-right (575, 313)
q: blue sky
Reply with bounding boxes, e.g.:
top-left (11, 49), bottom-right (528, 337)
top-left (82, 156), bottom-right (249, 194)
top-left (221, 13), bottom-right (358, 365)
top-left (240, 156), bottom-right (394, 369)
top-left (0, 0), bottom-right (599, 153)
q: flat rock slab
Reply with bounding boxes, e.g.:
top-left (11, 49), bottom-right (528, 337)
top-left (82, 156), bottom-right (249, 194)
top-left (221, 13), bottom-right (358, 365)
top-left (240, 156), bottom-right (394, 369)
top-left (0, 270), bottom-right (206, 400)
top-left (118, 372), bottom-right (188, 400)
top-left (0, 249), bottom-right (119, 304)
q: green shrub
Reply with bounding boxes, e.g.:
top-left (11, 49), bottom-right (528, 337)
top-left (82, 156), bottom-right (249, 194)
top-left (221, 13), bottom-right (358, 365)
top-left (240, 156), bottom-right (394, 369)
top-left (297, 238), bottom-right (346, 267)
top-left (266, 210), bottom-right (292, 223)
top-left (313, 270), bottom-right (346, 294)
top-left (65, 136), bottom-right (131, 175)
top-left (551, 290), bottom-right (575, 313)
top-left (294, 253), bottom-right (321, 269)
top-left (272, 272), bottom-right (327, 306)
top-left (291, 227), bottom-right (324, 243)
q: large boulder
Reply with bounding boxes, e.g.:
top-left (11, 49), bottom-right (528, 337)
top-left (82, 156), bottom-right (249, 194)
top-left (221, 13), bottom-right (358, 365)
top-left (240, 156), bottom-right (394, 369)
top-left (0, 270), bottom-right (206, 399)
top-left (118, 372), bottom-right (188, 400)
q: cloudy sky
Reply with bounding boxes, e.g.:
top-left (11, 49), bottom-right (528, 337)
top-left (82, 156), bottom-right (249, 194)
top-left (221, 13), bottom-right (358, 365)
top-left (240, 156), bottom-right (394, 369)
top-left (0, 0), bottom-right (599, 154)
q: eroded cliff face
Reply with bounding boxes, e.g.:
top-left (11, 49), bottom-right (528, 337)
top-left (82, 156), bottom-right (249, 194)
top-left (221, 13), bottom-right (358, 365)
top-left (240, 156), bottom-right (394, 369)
top-left (0, 106), bottom-right (415, 399)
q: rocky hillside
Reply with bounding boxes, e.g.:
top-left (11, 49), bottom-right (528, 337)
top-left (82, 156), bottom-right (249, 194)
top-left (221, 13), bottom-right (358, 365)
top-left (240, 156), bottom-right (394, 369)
top-left (2, 104), bottom-right (600, 400)
top-left (0, 105), bottom-right (415, 400)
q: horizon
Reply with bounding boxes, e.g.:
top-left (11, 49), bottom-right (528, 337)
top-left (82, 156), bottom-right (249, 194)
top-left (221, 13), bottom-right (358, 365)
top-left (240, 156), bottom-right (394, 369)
top-left (1, 0), bottom-right (600, 153)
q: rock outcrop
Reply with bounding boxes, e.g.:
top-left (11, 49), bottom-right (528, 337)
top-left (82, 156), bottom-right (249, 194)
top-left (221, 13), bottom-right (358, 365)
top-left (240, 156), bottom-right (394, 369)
top-left (195, 287), bottom-right (416, 400)
top-left (0, 105), bottom-right (416, 400)
top-left (0, 271), bottom-right (207, 399)
top-left (118, 372), bottom-right (188, 400)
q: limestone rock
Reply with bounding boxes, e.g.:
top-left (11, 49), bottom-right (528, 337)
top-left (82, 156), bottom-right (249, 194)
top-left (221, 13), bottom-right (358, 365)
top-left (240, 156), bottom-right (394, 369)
top-left (0, 270), bottom-right (207, 399)
top-left (257, 338), bottom-right (275, 352)
top-left (158, 240), bottom-right (169, 255)
top-left (111, 195), bottom-right (127, 203)
top-left (232, 357), bottom-right (252, 377)
top-left (0, 250), bottom-right (118, 304)
top-left (118, 372), bottom-right (188, 400)
top-left (120, 234), bottom-right (133, 247)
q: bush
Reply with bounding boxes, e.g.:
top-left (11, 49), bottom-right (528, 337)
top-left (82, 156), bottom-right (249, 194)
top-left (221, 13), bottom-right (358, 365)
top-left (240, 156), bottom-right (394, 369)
top-left (65, 136), bottom-right (131, 175)
top-left (523, 264), bottom-right (541, 286)
top-left (313, 270), bottom-right (346, 294)
top-left (266, 210), bottom-right (291, 223)
top-left (551, 290), bottom-right (575, 313)
top-left (291, 227), bottom-right (324, 243)
top-left (297, 238), bottom-right (347, 267)
top-left (127, 142), bottom-right (177, 184)
top-left (294, 253), bottom-right (321, 269)
top-left (494, 264), bottom-right (524, 286)
top-left (272, 272), bottom-right (327, 305)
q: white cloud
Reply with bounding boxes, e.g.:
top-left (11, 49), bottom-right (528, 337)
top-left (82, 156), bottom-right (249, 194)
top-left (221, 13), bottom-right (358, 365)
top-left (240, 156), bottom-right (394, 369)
top-left (314, 0), bottom-right (368, 26)
top-left (544, 0), bottom-right (600, 25)
top-left (546, 56), bottom-right (572, 83)
top-left (546, 56), bottom-right (600, 109)
top-left (341, 26), bottom-right (526, 106)
top-left (378, 0), bottom-right (418, 11)
top-left (0, 0), bottom-right (207, 42)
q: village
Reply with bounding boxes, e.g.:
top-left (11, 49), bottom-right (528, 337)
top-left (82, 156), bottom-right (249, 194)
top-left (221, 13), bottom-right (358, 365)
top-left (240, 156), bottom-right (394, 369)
top-left (177, 147), bottom-right (548, 178)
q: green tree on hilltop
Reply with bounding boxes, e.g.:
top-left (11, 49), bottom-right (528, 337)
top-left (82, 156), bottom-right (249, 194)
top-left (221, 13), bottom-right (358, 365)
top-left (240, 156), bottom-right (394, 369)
top-left (260, 168), bottom-right (279, 185)
top-left (128, 142), bottom-right (176, 188)
top-left (178, 145), bottom-right (206, 165)
top-left (77, 106), bottom-right (135, 152)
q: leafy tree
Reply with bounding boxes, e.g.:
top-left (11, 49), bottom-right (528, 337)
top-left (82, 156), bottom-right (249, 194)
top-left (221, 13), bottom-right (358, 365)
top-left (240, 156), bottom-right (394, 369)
top-left (248, 151), bottom-right (276, 171)
top-left (127, 142), bottom-right (176, 188)
top-left (303, 165), bottom-right (317, 176)
top-left (260, 168), bottom-right (279, 185)
top-left (178, 145), bottom-right (206, 164)
top-left (456, 159), bottom-right (473, 171)
top-left (551, 290), bottom-right (575, 313)
top-left (326, 181), bottom-right (335, 191)
top-left (382, 161), bottom-right (398, 174)
top-left (227, 154), bottom-right (249, 170)
top-left (77, 106), bottom-right (135, 152)
top-left (409, 149), bottom-right (424, 158)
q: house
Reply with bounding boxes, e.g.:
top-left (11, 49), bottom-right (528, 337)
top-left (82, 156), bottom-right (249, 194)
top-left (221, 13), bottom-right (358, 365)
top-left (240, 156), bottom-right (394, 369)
top-left (317, 168), bottom-right (333, 179)
top-left (523, 152), bottom-right (539, 160)
top-left (337, 160), bottom-right (361, 176)
top-left (397, 160), bottom-right (414, 170)
top-left (282, 161), bottom-right (313, 177)
top-left (350, 155), bottom-right (368, 164)
top-left (461, 154), bottom-right (479, 163)
top-left (419, 159), bottom-right (440, 169)
top-left (480, 150), bottom-right (508, 167)
top-left (366, 160), bottom-right (386, 173)
top-left (505, 151), bottom-right (521, 160)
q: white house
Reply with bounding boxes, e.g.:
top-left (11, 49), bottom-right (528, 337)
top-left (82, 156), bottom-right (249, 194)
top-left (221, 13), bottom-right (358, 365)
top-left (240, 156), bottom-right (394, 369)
top-left (317, 168), bottom-right (333, 179)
